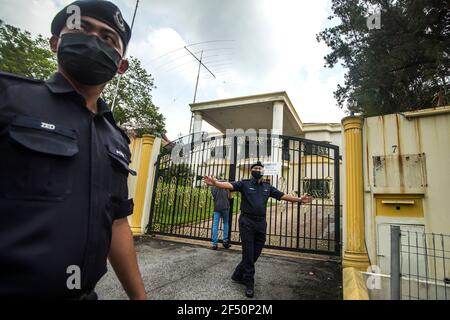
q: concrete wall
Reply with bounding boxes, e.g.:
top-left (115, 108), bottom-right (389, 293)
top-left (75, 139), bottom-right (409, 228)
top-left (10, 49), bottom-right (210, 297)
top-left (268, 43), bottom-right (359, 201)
top-left (361, 107), bottom-right (450, 276)
top-left (304, 130), bottom-right (342, 154)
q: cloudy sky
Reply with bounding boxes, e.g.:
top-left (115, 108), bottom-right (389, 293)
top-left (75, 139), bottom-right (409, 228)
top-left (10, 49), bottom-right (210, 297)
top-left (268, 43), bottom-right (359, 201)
top-left (0, 0), bottom-right (347, 140)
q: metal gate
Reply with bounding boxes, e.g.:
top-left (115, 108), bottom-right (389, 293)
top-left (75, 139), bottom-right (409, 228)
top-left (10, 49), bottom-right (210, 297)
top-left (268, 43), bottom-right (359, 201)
top-left (147, 132), bottom-right (341, 255)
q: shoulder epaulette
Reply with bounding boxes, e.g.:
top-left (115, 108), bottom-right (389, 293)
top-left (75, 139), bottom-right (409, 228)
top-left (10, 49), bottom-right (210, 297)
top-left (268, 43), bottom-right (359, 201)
top-left (0, 72), bottom-right (43, 83)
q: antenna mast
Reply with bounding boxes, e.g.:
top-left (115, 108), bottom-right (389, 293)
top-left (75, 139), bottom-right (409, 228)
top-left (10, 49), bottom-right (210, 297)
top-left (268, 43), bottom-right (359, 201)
top-left (111, 0), bottom-right (140, 112)
top-left (185, 47), bottom-right (216, 136)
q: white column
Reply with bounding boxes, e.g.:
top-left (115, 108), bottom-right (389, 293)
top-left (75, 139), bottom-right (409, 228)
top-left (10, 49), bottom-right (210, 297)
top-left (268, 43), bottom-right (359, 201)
top-left (193, 112), bottom-right (203, 134)
top-left (271, 101), bottom-right (284, 162)
top-left (272, 101), bottom-right (284, 134)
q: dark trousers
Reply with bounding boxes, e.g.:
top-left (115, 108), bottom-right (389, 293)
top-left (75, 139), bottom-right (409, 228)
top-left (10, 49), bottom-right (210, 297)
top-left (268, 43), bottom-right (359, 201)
top-left (233, 214), bottom-right (266, 288)
top-left (79, 290), bottom-right (98, 300)
top-left (73, 290), bottom-right (98, 300)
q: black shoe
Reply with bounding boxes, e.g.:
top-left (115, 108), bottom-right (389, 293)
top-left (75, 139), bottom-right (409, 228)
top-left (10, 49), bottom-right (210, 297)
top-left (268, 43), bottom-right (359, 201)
top-left (231, 274), bottom-right (245, 285)
top-left (212, 244), bottom-right (218, 250)
top-left (223, 241), bottom-right (231, 249)
top-left (245, 287), bottom-right (254, 298)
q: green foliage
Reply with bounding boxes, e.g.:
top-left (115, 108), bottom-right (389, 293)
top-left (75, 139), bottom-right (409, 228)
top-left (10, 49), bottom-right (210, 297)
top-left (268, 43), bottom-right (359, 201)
top-left (102, 57), bottom-right (166, 137)
top-left (0, 20), bottom-right (166, 136)
top-left (0, 20), bottom-right (57, 78)
top-left (317, 0), bottom-right (449, 116)
top-left (154, 189), bottom-right (215, 227)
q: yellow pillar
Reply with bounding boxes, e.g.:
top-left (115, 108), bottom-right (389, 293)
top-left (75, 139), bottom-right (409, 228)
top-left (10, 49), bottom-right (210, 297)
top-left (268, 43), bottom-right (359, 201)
top-left (130, 134), bottom-right (156, 235)
top-left (342, 116), bottom-right (370, 270)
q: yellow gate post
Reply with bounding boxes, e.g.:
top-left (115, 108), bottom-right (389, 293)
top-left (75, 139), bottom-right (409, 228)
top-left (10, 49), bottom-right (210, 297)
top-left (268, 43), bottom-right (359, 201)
top-left (130, 134), bottom-right (156, 235)
top-left (342, 116), bottom-right (370, 270)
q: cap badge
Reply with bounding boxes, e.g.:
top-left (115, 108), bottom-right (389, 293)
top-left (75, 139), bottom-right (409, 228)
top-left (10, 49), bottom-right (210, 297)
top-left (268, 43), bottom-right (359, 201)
top-left (114, 11), bottom-right (126, 32)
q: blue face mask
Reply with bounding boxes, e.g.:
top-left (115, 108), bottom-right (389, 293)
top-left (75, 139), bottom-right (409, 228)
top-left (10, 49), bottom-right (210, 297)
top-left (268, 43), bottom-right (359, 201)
top-left (251, 170), bottom-right (263, 180)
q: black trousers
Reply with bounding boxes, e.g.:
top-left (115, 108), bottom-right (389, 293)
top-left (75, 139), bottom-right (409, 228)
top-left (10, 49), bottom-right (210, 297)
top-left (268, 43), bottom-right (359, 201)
top-left (233, 214), bottom-right (266, 288)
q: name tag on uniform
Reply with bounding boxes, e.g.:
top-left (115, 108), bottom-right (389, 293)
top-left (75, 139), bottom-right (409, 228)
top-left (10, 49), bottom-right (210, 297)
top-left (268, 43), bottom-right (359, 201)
top-left (40, 122), bottom-right (56, 130)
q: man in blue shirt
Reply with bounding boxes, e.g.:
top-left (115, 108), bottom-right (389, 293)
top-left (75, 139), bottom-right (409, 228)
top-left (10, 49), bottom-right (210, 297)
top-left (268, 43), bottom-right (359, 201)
top-left (203, 161), bottom-right (313, 298)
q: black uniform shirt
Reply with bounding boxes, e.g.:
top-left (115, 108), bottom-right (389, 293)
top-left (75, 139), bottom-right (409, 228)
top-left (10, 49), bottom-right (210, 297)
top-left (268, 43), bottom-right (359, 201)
top-left (230, 178), bottom-right (284, 217)
top-left (0, 72), bottom-right (135, 298)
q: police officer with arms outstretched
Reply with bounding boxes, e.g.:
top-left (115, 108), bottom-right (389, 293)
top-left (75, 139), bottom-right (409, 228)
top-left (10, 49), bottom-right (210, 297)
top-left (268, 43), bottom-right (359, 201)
top-left (203, 161), bottom-right (313, 298)
top-left (0, 0), bottom-right (146, 299)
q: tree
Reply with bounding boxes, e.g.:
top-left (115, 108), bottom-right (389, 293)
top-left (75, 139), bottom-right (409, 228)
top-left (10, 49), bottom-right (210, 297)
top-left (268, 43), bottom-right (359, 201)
top-left (317, 0), bottom-right (449, 116)
top-left (0, 20), bottom-right (166, 137)
top-left (102, 57), bottom-right (166, 137)
top-left (0, 20), bottom-right (57, 78)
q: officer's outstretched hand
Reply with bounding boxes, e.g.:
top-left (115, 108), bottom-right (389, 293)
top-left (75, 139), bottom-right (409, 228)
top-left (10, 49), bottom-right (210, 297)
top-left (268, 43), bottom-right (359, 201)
top-left (300, 194), bottom-right (314, 204)
top-left (203, 176), bottom-right (216, 186)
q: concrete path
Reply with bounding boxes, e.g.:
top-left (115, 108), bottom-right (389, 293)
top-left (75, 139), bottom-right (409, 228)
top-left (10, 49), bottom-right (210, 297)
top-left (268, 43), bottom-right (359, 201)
top-left (96, 237), bottom-right (342, 300)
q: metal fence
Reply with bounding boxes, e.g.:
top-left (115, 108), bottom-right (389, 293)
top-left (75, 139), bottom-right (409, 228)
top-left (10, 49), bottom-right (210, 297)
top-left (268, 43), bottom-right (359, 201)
top-left (390, 225), bottom-right (450, 300)
top-left (147, 132), bottom-right (341, 255)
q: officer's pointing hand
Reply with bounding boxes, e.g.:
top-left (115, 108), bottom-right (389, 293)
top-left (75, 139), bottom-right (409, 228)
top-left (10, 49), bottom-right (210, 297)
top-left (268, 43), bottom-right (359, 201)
top-left (300, 194), bottom-right (313, 204)
top-left (203, 176), bottom-right (216, 186)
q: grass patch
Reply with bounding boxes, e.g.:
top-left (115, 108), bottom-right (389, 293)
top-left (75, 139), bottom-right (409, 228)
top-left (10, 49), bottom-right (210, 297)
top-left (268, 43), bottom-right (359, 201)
top-left (152, 184), bottom-right (276, 228)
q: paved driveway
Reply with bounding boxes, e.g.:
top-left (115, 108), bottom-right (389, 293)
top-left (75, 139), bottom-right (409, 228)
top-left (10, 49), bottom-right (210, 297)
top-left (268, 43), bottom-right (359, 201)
top-left (96, 237), bottom-right (342, 300)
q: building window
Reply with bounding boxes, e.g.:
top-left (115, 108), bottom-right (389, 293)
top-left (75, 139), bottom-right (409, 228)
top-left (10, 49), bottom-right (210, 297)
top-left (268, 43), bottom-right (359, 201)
top-left (304, 143), bottom-right (330, 157)
top-left (302, 179), bottom-right (331, 198)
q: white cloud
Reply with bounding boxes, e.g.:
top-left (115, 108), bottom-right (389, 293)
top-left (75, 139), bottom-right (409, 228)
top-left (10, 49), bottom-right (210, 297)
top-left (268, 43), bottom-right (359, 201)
top-left (0, 0), bottom-right (60, 36)
top-left (127, 27), bottom-right (203, 139)
top-left (0, 0), bottom-right (347, 139)
top-left (257, 0), bottom-right (346, 123)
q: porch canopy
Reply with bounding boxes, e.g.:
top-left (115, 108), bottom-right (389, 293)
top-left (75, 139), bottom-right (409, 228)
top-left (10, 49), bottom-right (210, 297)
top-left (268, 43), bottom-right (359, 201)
top-left (190, 91), bottom-right (304, 136)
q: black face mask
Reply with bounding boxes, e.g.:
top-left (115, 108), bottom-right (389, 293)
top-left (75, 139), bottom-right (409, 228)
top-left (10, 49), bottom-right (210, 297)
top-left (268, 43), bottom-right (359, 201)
top-left (251, 170), bottom-right (263, 180)
top-left (57, 33), bottom-right (122, 86)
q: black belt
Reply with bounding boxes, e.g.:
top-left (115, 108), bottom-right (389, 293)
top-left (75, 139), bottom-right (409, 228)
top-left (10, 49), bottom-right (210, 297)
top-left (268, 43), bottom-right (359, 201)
top-left (241, 213), bottom-right (265, 221)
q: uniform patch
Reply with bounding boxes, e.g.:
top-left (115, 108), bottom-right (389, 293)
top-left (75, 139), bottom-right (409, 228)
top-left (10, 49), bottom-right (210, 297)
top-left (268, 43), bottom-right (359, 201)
top-left (114, 11), bottom-right (126, 32)
top-left (40, 122), bottom-right (56, 130)
top-left (115, 149), bottom-right (126, 159)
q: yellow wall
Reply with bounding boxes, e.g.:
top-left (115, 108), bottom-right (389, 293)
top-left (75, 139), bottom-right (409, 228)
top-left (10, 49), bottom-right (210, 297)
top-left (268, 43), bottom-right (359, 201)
top-left (127, 135), bottom-right (162, 235)
top-left (361, 106), bottom-right (450, 275)
top-left (374, 194), bottom-right (424, 218)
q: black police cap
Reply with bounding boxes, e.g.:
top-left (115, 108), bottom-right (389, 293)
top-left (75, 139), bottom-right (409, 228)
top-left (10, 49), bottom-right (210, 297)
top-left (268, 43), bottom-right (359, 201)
top-left (51, 0), bottom-right (132, 49)
top-left (251, 161), bottom-right (264, 170)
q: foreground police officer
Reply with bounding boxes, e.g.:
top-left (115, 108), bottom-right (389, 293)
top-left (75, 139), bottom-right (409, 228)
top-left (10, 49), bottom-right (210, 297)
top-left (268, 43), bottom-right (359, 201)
top-left (203, 161), bottom-right (312, 298)
top-left (0, 0), bottom-right (147, 299)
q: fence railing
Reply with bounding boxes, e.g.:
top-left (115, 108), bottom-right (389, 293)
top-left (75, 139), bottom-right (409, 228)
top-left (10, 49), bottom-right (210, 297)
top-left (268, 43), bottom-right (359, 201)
top-left (148, 132), bottom-right (341, 254)
top-left (390, 225), bottom-right (450, 300)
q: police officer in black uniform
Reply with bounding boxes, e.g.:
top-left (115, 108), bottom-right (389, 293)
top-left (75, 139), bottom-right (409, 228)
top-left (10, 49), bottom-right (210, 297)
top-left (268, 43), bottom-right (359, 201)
top-left (0, 0), bottom-right (147, 299)
top-left (203, 161), bottom-right (313, 298)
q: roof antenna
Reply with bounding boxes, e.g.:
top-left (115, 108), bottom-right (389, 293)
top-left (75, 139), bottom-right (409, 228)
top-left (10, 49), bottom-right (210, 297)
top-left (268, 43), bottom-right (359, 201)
top-left (186, 47), bottom-right (216, 138)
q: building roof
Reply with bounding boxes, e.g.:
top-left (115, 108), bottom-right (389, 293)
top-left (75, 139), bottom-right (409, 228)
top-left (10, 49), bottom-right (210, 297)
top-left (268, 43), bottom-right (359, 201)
top-left (190, 91), bottom-right (304, 136)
